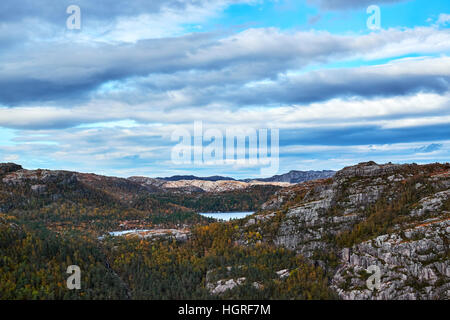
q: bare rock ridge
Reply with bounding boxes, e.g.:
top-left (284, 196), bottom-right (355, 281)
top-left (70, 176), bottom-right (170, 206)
top-left (2, 167), bottom-right (78, 187)
top-left (156, 170), bottom-right (336, 184)
top-left (0, 163), bottom-right (334, 194)
top-left (156, 175), bottom-right (236, 182)
top-left (0, 163), bottom-right (22, 175)
top-left (334, 161), bottom-right (404, 179)
top-left (250, 170), bottom-right (336, 183)
top-left (128, 177), bottom-right (291, 193)
top-left (130, 170), bottom-right (336, 192)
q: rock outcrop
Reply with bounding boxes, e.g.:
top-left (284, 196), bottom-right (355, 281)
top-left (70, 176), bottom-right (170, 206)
top-left (255, 170), bottom-right (336, 183)
top-left (0, 163), bottom-right (22, 176)
top-left (332, 218), bottom-right (450, 300)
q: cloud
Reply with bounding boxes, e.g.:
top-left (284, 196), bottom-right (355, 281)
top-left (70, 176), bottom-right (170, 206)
top-left (217, 57), bottom-right (450, 106)
top-left (0, 0), bottom-right (252, 45)
top-left (0, 0), bottom-right (244, 23)
top-left (0, 91), bottom-right (448, 130)
top-left (415, 143), bottom-right (443, 153)
top-left (308, 14), bottom-right (322, 25)
top-left (437, 13), bottom-right (450, 26)
top-left (28, 56), bottom-right (450, 112)
top-left (2, 154), bottom-right (20, 162)
top-left (2, 120), bottom-right (449, 177)
top-left (308, 0), bottom-right (410, 10)
top-left (1, 27), bottom-right (450, 105)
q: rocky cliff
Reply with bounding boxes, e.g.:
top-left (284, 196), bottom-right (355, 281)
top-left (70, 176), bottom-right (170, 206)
top-left (238, 161), bottom-right (450, 300)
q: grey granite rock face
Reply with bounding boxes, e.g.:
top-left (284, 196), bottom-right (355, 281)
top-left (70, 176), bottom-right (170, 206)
top-left (2, 169), bottom-right (77, 186)
top-left (207, 278), bottom-right (247, 295)
top-left (31, 184), bottom-right (47, 194)
top-left (272, 171), bottom-right (388, 258)
top-left (410, 190), bottom-right (450, 217)
top-left (261, 194), bottom-right (286, 211)
top-left (331, 219), bottom-right (450, 300)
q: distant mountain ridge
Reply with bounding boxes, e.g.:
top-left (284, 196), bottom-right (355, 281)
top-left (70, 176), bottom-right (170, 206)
top-left (156, 175), bottom-right (236, 182)
top-left (0, 163), bottom-right (335, 196)
top-left (242, 170), bottom-right (336, 183)
top-left (158, 170), bottom-right (336, 184)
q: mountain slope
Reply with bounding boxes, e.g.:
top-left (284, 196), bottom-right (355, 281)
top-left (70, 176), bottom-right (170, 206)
top-left (236, 161), bottom-right (450, 299)
top-left (248, 170), bottom-right (336, 183)
top-left (156, 175), bottom-right (236, 181)
top-left (0, 163), bottom-right (283, 227)
top-left (0, 163), bottom-right (202, 228)
top-left (1, 161), bottom-right (449, 300)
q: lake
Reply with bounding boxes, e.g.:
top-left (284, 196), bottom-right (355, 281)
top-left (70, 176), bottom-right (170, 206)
top-left (199, 211), bottom-right (254, 221)
top-left (108, 229), bottom-right (151, 236)
top-left (98, 229), bottom-right (152, 239)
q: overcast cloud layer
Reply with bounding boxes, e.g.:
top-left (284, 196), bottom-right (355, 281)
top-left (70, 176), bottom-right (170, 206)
top-left (0, 0), bottom-right (449, 177)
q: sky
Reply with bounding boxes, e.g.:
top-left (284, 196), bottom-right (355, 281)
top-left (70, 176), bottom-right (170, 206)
top-left (0, 0), bottom-right (449, 178)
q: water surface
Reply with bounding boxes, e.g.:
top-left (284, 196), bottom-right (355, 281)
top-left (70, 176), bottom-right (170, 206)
top-left (199, 211), bottom-right (254, 221)
top-left (108, 229), bottom-right (151, 236)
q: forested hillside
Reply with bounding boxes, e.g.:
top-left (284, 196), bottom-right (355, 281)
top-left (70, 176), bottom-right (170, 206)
top-left (0, 162), bottom-right (449, 300)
